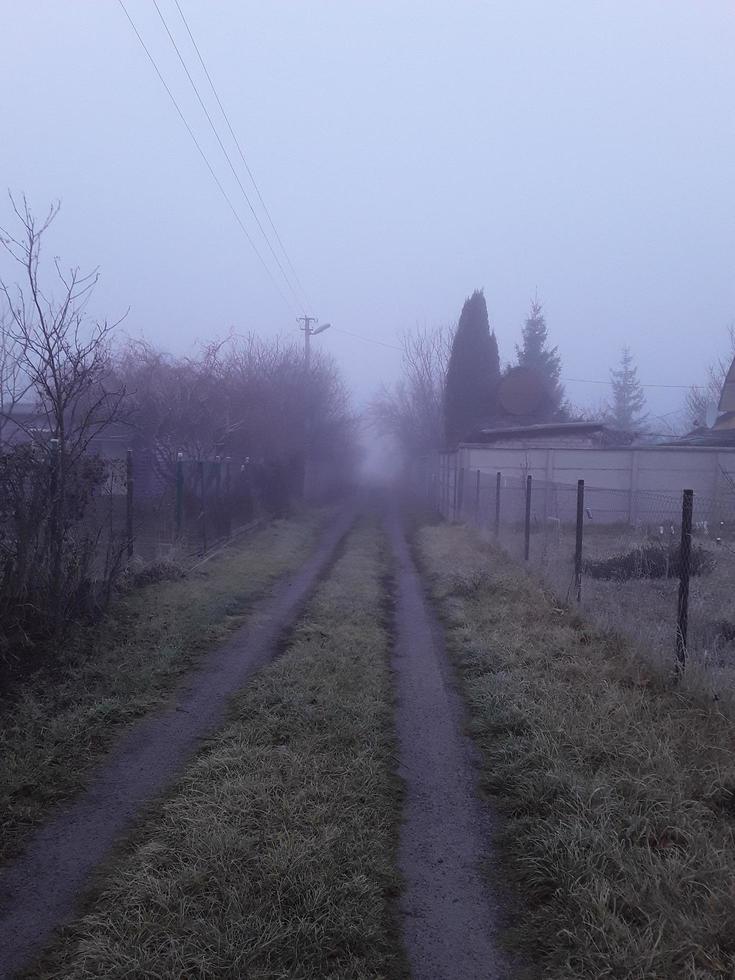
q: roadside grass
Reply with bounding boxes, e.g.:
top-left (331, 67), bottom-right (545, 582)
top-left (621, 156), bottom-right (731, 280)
top-left (417, 522), bottom-right (735, 980)
top-left (514, 521), bottom-right (735, 698)
top-left (32, 523), bottom-right (405, 980)
top-left (0, 512), bottom-right (326, 865)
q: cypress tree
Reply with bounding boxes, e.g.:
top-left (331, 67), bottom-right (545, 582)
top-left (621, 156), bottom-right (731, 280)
top-left (443, 290), bottom-right (500, 446)
top-left (607, 347), bottom-right (648, 431)
top-left (515, 299), bottom-right (564, 417)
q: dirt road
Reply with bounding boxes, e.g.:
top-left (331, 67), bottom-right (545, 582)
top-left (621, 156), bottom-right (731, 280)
top-left (387, 507), bottom-right (511, 980)
top-left (0, 507), bottom-right (355, 980)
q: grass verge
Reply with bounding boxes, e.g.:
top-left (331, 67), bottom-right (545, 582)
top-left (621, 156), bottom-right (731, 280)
top-left (0, 512), bottom-right (326, 865)
top-left (417, 522), bottom-right (735, 980)
top-left (33, 522), bottom-right (405, 980)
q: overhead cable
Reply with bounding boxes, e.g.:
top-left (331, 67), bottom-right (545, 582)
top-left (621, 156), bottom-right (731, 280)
top-left (564, 377), bottom-right (703, 390)
top-left (150, 0), bottom-right (305, 310)
top-left (332, 327), bottom-right (404, 352)
top-left (118, 0), bottom-right (296, 311)
top-left (172, 0), bottom-right (311, 309)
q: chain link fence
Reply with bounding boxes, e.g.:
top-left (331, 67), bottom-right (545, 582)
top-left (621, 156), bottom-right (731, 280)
top-left (428, 458), bottom-right (735, 686)
top-left (79, 452), bottom-right (265, 577)
top-left (0, 446), bottom-right (301, 659)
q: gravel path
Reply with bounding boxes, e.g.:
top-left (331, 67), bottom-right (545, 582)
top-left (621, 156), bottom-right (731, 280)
top-left (0, 507), bottom-right (355, 980)
top-left (387, 507), bottom-right (511, 980)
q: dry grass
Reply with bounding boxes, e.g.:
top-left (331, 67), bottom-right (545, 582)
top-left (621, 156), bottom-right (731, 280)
top-left (0, 512), bottom-right (326, 865)
top-left (417, 522), bottom-right (735, 980)
top-left (31, 523), bottom-right (405, 980)
top-left (497, 520), bottom-right (735, 700)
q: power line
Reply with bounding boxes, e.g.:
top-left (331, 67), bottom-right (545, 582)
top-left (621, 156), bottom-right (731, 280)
top-left (172, 0), bottom-right (311, 310)
top-left (321, 325), bottom-right (708, 387)
top-left (117, 0), bottom-right (295, 311)
top-left (329, 330), bottom-right (708, 387)
top-left (150, 0), bottom-right (305, 311)
top-left (332, 327), bottom-right (403, 352)
top-left (564, 377), bottom-right (702, 390)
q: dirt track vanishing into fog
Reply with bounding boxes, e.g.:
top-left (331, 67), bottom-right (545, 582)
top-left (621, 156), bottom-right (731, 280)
top-left (0, 507), bottom-right (355, 980)
top-left (387, 507), bottom-right (511, 980)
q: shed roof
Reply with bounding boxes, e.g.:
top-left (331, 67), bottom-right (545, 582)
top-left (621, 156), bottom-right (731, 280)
top-left (466, 421), bottom-right (633, 446)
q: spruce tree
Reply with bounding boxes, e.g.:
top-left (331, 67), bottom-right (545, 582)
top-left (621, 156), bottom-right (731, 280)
top-left (607, 347), bottom-right (648, 431)
top-left (515, 299), bottom-right (564, 417)
top-left (443, 290), bottom-right (500, 446)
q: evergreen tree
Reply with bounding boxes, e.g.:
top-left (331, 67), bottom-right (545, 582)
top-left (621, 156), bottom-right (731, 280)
top-left (607, 347), bottom-right (648, 431)
top-left (443, 290), bottom-right (500, 446)
top-left (515, 299), bottom-right (564, 417)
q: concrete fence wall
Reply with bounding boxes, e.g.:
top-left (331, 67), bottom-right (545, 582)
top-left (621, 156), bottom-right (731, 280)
top-left (428, 444), bottom-right (735, 525)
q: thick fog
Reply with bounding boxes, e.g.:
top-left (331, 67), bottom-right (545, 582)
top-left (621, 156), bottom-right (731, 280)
top-left (3, 1), bottom-right (734, 422)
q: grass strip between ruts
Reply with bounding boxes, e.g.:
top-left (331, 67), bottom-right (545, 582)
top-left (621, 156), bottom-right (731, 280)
top-left (417, 522), bottom-right (735, 980)
top-left (33, 522), bottom-right (406, 980)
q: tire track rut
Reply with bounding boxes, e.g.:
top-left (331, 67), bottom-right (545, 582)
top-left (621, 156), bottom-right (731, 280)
top-left (387, 506), bottom-right (510, 980)
top-left (0, 506), bottom-right (356, 980)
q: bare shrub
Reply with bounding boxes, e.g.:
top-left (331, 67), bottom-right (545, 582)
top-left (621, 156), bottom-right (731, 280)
top-left (0, 444), bottom-right (112, 653)
top-left (0, 196), bottom-right (127, 655)
top-left (113, 332), bottom-right (356, 515)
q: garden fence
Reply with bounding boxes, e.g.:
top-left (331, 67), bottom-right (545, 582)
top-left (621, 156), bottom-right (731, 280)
top-left (80, 451), bottom-right (262, 573)
top-left (427, 459), bottom-right (735, 683)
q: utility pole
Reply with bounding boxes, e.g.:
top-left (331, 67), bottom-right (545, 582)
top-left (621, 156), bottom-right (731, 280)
top-left (297, 314), bottom-right (316, 372)
top-left (297, 314), bottom-right (331, 369)
top-left (297, 315), bottom-right (331, 499)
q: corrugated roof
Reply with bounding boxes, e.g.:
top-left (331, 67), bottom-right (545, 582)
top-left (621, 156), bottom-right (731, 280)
top-left (463, 420), bottom-right (636, 447)
top-left (475, 421), bottom-right (606, 438)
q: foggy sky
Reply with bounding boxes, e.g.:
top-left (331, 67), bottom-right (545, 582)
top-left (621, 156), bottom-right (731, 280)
top-left (3, 1), bottom-right (734, 426)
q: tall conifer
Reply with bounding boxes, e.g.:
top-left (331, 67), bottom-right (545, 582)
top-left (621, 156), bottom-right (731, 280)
top-left (443, 290), bottom-right (500, 446)
top-left (607, 347), bottom-right (648, 431)
top-left (515, 299), bottom-right (564, 416)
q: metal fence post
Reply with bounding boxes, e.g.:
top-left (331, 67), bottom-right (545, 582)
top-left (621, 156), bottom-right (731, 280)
top-left (457, 465), bottom-right (465, 521)
top-left (198, 458), bottom-right (207, 555)
top-left (214, 455), bottom-right (222, 539)
top-left (676, 488), bottom-right (693, 674)
top-left (175, 452), bottom-right (184, 537)
top-left (524, 475), bottom-right (532, 561)
top-left (474, 469), bottom-right (481, 526)
top-left (574, 479), bottom-right (584, 602)
top-left (450, 458), bottom-right (456, 520)
top-left (48, 437), bottom-right (60, 537)
top-left (495, 471), bottom-right (501, 538)
top-left (47, 437), bottom-right (62, 628)
top-left (126, 448), bottom-right (134, 559)
top-left (225, 456), bottom-right (232, 536)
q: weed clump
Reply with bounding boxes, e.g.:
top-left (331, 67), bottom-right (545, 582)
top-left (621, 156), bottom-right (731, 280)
top-left (119, 557), bottom-right (185, 590)
top-left (584, 541), bottom-right (715, 581)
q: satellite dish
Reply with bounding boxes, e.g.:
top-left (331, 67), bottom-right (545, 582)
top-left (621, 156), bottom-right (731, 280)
top-left (497, 367), bottom-right (548, 417)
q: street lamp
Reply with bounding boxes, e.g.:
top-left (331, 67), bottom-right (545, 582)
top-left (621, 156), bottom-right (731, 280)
top-left (297, 317), bottom-right (332, 498)
top-left (297, 316), bottom-right (331, 370)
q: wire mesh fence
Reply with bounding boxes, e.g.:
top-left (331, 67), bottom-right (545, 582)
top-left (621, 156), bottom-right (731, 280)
top-left (0, 445), bottom-right (296, 653)
top-left (429, 459), bottom-right (735, 686)
top-left (78, 451), bottom-right (262, 576)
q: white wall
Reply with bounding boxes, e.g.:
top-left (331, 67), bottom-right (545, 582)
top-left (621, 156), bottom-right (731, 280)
top-left (431, 444), bottom-right (735, 524)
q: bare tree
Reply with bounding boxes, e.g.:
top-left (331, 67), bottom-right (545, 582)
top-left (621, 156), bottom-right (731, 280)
top-left (684, 324), bottom-right (735, 428)
top-left (0, 195), bottom-right (127, 637)
top-left (0, 302), bottom-right (30, 447)
top-left (0, 196), bottom-right (126, 460)
top-left (370, 324), bottom-right (452, 459)
top-left (113, 331), bottom-right (357, 511)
